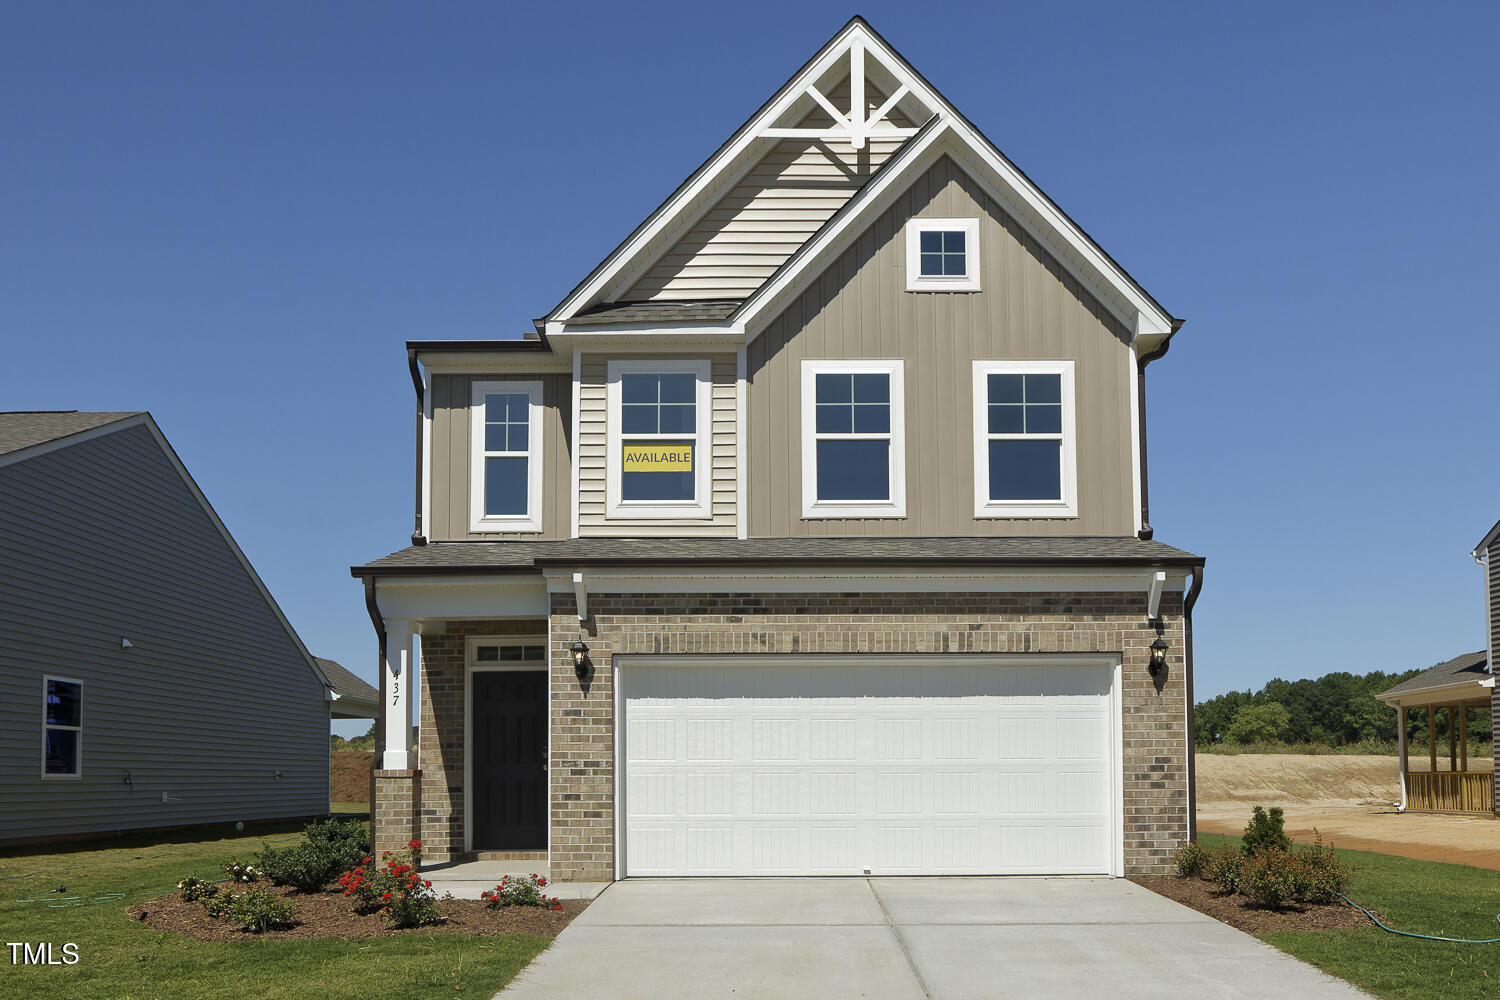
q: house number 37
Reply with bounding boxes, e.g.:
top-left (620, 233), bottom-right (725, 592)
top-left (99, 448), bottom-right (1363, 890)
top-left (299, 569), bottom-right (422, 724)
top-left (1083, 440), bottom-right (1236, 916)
top-left (391, 677), bottom-right (399, 705)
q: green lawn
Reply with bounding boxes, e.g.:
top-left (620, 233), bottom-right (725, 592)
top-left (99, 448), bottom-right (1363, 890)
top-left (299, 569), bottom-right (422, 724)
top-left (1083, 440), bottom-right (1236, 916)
top-left (329, 802), bottom-right (369, 816)
top-left (0, 822), bottom-right (550, 999)
top-left (1198, 832), bottom-right (1500, 1000)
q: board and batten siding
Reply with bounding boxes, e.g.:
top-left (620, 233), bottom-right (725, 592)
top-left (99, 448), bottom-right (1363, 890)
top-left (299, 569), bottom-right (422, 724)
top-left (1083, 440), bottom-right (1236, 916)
top-left (428, 373), bottom-right (572, 541)
top-left (626, 78), bottom-right (914, 302)
top-left (746, 154), bottom-right (1136, 538)
top-left (578, 354), bottom-right (737, 536)
top-left (0, 424), bottom-right (329, 841)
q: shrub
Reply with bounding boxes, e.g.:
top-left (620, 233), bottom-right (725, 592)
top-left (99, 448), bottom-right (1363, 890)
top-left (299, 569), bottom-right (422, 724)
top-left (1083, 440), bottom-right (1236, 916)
top-left (1242, 805), bottom-right (1291, 856)
top-left (336, 842), bottom-right (440, 928)
top-left (1242, 849), bottom-right (1299, 909)
top-left (1205, 848), bottom-right (1244, 895)
top-left (1173, 842), bottom-right (1209, 879)
top-left (1292, 833), bottom-right (1351, 904)
top-left (255, 818), bottom-right (370, 892)
top-left (222, 859), bottom-right (261, 884)
top-left (302, 818), bottom-right (370, 872)
top-left (228, 886), bottom-right (297, 933)
top-left (201, 886), bottom-right (237, 919)
top-left (176, 876), bottom-right (218, 903)
top-left (480, 874), bottom-right (562, 911)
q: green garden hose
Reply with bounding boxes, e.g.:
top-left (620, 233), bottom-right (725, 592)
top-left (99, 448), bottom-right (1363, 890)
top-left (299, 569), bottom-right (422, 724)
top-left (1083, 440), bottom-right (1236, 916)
top-left (1341, 894), bottom-right (1500, 944)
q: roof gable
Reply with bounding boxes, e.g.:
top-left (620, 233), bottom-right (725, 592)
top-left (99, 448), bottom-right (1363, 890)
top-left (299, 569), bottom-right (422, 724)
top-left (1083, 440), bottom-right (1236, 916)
top-left (546, 17), bottom-right (1178, 349)
top-left (0, 411), bottom-right (141, 457)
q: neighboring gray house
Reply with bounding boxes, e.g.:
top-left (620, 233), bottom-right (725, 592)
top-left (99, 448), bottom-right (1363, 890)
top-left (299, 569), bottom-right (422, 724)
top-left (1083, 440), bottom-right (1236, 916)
top-left (0, 410), bottom-right (364, 843)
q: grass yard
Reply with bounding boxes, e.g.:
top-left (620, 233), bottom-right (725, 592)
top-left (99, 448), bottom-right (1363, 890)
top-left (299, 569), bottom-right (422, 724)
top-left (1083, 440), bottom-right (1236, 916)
top-left (0, 822), bottom-right (551, 1000)
top-left (1197, 832), bottom-right (1500, 1000)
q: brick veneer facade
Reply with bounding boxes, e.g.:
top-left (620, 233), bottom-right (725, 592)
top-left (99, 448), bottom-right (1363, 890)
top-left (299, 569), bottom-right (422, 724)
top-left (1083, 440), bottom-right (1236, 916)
top-left (389, 590), bottom-right (1192, 878)
top-left (372, 769), bottom-right (420, 856)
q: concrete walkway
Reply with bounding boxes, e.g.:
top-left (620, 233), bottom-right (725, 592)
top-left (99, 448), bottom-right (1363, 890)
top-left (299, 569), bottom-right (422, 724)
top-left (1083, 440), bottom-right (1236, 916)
top-left (419, 861), bottom-right (608, 901)
top-left (498, 877), bottom-right (1372, 999)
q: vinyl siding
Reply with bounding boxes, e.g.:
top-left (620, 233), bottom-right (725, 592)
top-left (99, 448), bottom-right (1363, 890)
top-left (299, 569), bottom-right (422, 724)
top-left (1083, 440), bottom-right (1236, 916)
top-left (626, 78), bottom-right (914, 302)
top-left (428, 373), bottom-right (572, 541)
top-left (0, 424), bottom-right (329, 841)
top-left (747, 154), bottom-right (1136, 538)
top-left (578, 354), bottom-right (737, 536)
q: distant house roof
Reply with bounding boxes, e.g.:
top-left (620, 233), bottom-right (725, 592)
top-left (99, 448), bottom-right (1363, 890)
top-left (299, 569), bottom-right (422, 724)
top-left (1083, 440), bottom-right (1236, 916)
top-left (568, 299), bottom-right (743, 326)
top-left (0, 411), bottom-right (142, 456)
top-left (316, 657), bottom-right (378, 719)
top-left (1376, 650), bottom-right (1492, 707)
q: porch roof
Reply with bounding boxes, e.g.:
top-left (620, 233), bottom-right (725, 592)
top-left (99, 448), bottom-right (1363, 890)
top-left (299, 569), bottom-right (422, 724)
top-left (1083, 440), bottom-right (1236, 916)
top-left (351, 536), bottom-right (1202, 577)
top-left (1377, 650), bottom-right (1493, 708)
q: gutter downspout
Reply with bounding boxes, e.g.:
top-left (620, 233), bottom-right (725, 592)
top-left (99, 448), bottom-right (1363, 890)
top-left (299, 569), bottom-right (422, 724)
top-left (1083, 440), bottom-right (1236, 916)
top-left (1135, 318), bottom-right (1184, 541)
top-left (1184, 563), bottom-right (1204, 842)
top-left (408, 349), bottom-right (426, 546)
top-left (364, 577), bottom-right (386, 826)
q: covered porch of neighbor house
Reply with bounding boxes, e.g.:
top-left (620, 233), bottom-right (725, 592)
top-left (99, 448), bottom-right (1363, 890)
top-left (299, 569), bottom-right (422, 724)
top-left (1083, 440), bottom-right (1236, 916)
top-left (1377, 651), bottom-right (1496, 816)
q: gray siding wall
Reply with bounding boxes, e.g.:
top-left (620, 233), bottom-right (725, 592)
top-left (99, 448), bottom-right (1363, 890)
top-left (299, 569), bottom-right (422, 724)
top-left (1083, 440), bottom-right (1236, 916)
top-left (0, 424), bottom-right (329, 841)
top-left (1489, 539), bottom-right (1499, 814)
top-left (429, 373), bottom-right (572, 541)
top-left (746, 154), bottom-right (1137, 537)
top-left (578, 354), bottom-right (737, 536)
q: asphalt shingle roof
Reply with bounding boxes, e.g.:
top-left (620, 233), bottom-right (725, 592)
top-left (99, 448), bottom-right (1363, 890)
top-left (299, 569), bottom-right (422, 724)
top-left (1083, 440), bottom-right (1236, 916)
top-left (0, 411), bottom-right (142, 457)
top-left (1377, 651), bottom-right (1490, 700)
top-left (353, 536), bottom-right (1202, 575)
top-left (315, 657), bottom-right (377, 705)
top-left (566, 300), bottom-right (743, 326)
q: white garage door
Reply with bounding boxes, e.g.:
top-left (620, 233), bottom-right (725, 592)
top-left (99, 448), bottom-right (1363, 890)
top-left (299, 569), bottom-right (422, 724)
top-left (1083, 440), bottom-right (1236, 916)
top-left (620, 655), bottom-right (1119, 877)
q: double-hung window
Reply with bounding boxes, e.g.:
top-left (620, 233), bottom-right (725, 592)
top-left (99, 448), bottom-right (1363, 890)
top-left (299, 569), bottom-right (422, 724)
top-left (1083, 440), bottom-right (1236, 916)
top-left (470, 380), bottom-right (543, 532)
top-left (801, 360), bottom-right (906, 518)
top-left (42, 676), bottom-right (82, 778)
top-left (606, 359), bottom-right (711, 518)
top-left (906, 218), bottom-right (981, 291)
top-left (972, 361), bottom-right (1077, 517)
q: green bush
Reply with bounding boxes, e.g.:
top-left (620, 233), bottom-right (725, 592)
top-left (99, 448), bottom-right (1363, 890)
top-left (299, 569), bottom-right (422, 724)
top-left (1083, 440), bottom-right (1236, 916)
top-left (1242, 805), bottom-right (1291, 856)
top-left (228, 886), bottom-right (297, 933)
top-left (1174, 842), bottom-right (1209, 878)
top-left (256, 818), bottom-right (370, 892)
top-left (480, 873), bottom-right (561, 911)
top-left (176, 876), bottom-right (218, 903)
top-left (335, 843), bottom-right (440, 928)
top-left (201, 886), bottom-right (237, 919)
top-left (1243, 849), bottom-right (1300, 908)
top-left (301, 818), bottom-right (370, 872)
top-left (1292, 833), bottom-right (1351, 904)
top-left (1205, 848), bottom-right (1244, 895)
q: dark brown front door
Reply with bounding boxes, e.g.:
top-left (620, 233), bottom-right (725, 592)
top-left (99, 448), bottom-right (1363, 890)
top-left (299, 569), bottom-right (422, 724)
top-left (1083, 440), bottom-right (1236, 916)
top-left (472, 670), bottom-right (547, 850)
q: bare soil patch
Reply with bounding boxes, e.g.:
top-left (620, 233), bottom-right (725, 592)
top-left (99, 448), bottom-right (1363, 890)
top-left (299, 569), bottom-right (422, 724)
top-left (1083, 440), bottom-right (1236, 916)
top-left (330, 750), bottom-right (374, 805)
top-left (1130, 875), bottom-right (1376, 934)
top-left (130, 883), bottom-right (586, 941)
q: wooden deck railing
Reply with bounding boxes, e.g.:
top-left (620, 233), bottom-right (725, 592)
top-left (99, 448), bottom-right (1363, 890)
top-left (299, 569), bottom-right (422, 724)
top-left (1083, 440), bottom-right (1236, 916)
top-left (1406, 771), bottom-right (1495, 813)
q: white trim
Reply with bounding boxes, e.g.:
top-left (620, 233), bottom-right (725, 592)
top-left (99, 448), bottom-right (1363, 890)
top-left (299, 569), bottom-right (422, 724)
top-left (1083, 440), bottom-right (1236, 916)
top-left (468, 380), bottom-right (544, 534)
top-left (462, 635), bottom-right (548, 855)
top-left (971, 360), bottom-right (1078, 519)
top-left (572, 572), bottom-right (588, 621)
top-left (41, 674), bottom-right (83, 779)
top-left (905, 217), bottom-right (980, 291)
top-left (570, 351), bottom-right (582, 538)
top-left (1127, 347), bottom-right (1142, 536)
top-left (735, 345), bottom-right (748, 540)
top-left (382, 621), bottom-right (414, 770)
top-left (614, 652), bottom-right (1124, 879)
top-left (1146, 571), bottom-right (1166, 620)
top-left (605, 359), bottom-right (712, 519)
top-left (373, 577), bottom-right (548, 621)
top-left (541, 567), bottom-right (1186, 596)
top-left (800, 359), bottom-right (906, 519)
top-left (421, 365), bottom-right (432, 540)
top-left (1396, 706), bottom-right (1408, 812)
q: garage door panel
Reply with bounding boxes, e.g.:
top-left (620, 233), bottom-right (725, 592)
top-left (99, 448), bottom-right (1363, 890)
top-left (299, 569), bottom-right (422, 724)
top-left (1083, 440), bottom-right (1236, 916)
top-left (622, 658), bottom-right (1116, 876)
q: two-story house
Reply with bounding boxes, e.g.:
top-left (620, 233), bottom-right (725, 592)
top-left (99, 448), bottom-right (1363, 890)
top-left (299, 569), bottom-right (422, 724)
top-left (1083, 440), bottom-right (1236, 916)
top-left (352, 18), bottom-right (1204, 881)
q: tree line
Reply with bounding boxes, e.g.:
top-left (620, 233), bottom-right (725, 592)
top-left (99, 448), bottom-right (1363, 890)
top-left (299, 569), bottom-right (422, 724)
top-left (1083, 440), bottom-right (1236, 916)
top-left (1195, 667), bottom-right (1493, 749)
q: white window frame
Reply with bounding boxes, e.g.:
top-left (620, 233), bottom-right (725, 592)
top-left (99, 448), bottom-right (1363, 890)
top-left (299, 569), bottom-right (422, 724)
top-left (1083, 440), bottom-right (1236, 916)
top-left (906, 217), bottom-right (981, 291)
top-left (470, 380), bottom-right (544, 533)
top-left (801, 359), bottom-right (906, 519)
top-left (972, 360), bottom-right (1078, 518)
top-left (41, 675), bottom-right (83, 779)
top-left (606, 359), bottom-right (712, 519)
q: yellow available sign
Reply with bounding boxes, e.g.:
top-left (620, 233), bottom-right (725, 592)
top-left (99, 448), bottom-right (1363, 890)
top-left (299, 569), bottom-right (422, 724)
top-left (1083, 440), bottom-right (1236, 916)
top-left (623, 443), bottom-right (693, 472)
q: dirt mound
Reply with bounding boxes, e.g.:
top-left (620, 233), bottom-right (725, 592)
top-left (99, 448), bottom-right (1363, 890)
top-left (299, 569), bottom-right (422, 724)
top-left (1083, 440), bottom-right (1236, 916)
top-left (331, 751), bottom-right (374, 805)
top-left (1197, 754), bottom-right (1410, 809)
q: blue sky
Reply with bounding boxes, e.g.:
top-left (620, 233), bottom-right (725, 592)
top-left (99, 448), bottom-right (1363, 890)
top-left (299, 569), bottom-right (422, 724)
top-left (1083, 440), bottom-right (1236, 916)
top-left (4, 2), bottom-right (1496, 735)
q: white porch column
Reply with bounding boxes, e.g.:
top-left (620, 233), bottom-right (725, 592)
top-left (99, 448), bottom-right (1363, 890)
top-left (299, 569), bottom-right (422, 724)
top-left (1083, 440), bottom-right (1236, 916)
top-left (382, 619), bottom-right (414, 770)
top-left (1396, 705), bottom-right (1408, 811)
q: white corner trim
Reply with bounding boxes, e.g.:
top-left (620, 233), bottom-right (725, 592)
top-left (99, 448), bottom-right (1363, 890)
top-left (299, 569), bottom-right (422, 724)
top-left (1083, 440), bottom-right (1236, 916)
top-left (1146, 571), bottom-right (1166, 620)
top-left (905, 217), bottom-right (980, 291)
top-left (469, 379), bottom-right (544, 534)
top-left (421, 364), bottom-right (432, 539)
top-left (605, 359), bottom-right (713, 520)
top-left (800, 359), bottom-right (906, 519)
top-left (1127, 347), bottom-right (1142, 536)
top-left (971, 360), bottom-right (1078, 519)
top-left (736, 345), bottom-right (748, 540)
top-left (571, 351), bottom-right (582, 538)
top-left (573, 572), bottom-right (588, 621)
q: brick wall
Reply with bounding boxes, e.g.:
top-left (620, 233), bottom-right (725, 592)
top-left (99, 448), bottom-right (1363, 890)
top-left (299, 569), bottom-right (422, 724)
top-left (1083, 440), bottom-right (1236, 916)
top-left (547, 590), bottom-right (1190, 881)
top-left (372, 769), bottom-right (419, 856)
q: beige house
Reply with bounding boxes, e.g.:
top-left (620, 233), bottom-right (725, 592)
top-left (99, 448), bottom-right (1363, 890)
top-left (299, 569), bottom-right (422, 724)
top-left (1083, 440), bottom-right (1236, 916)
top-left (353, 18), bottom-right (1204, 881)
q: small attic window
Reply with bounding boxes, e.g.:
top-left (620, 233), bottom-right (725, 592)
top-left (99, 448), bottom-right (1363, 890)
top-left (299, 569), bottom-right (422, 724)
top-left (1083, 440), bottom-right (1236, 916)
top-left (906, 218), bottom-right (980, 291)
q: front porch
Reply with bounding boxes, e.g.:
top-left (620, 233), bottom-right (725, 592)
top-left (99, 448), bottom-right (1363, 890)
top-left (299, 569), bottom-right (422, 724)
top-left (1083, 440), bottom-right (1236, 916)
top-left (1379, 651), bottom-right (1497, 816)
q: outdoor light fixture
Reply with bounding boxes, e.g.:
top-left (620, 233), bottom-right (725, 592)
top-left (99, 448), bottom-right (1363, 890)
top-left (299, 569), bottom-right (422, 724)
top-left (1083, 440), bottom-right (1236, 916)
top-left (1148, 637), bottom-right (1169, 677)
top-left (570, 641), bottom-right (590, 678)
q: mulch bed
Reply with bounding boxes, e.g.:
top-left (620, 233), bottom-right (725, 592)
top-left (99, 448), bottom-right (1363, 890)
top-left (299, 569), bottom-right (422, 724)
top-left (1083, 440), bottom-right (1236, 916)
top-left (1129, 875), bottom-right (1380, 934)
top-left (130, 883), bottom-right (588, 941)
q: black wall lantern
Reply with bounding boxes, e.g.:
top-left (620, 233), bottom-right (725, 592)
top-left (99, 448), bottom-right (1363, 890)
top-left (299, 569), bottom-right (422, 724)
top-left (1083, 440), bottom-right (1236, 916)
top-left (1148, 637), bottom-right (1168, 677)
top-left (570, 640), bottom-right (590, 679)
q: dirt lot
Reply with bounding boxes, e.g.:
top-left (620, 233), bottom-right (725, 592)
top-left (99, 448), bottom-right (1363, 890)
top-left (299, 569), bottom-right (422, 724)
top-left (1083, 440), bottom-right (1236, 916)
top-left (1197, 753), bottom-right (1500, 870)
top-left (331, 750), bottom-right (374, 805)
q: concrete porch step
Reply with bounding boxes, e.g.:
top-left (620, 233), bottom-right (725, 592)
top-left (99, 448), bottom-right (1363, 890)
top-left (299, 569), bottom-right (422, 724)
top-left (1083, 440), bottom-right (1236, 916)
top-left (419, 859), bottom-right (608, 901)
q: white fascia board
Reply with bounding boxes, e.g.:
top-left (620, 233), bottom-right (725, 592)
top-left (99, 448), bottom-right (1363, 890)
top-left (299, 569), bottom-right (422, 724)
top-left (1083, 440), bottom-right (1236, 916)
top-left (543, 567), bottom-right (1186, 596)
top-left (543, 328), bottom-right (746, 354)
top-left (549, 22), bottom-right (873, 323)
top-left (1473, 519), bottom-right (1500, 558)
top-left (1378, 678), bottom-right (1494, 708)
top-left (374, 576), bottom-right (549, 621)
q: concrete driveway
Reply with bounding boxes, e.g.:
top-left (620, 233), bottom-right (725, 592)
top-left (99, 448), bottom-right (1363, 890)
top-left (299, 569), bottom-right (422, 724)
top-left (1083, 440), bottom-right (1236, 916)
top-left (498, 877), bottom-right (1371, 999)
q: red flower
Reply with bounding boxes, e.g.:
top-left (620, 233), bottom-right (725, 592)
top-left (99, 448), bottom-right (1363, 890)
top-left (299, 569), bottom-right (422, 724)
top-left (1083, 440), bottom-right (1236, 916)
top-left (424, 880), bottom-right (432, 888)
top-left (363, 856), bottom-right (373, 863)
top-left (382, 892), bottom-right (393, 900)
top-left (408, 839), bottom-right (422, 849)
top-left (553, 903), bottom-right (562, 911)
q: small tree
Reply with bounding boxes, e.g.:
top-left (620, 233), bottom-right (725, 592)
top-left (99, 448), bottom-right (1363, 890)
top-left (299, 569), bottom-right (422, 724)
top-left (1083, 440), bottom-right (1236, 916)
top-left (1226, 703), bottom-right (1292, 745)
top-left (1242, 805), bottom-right (1291, 856)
